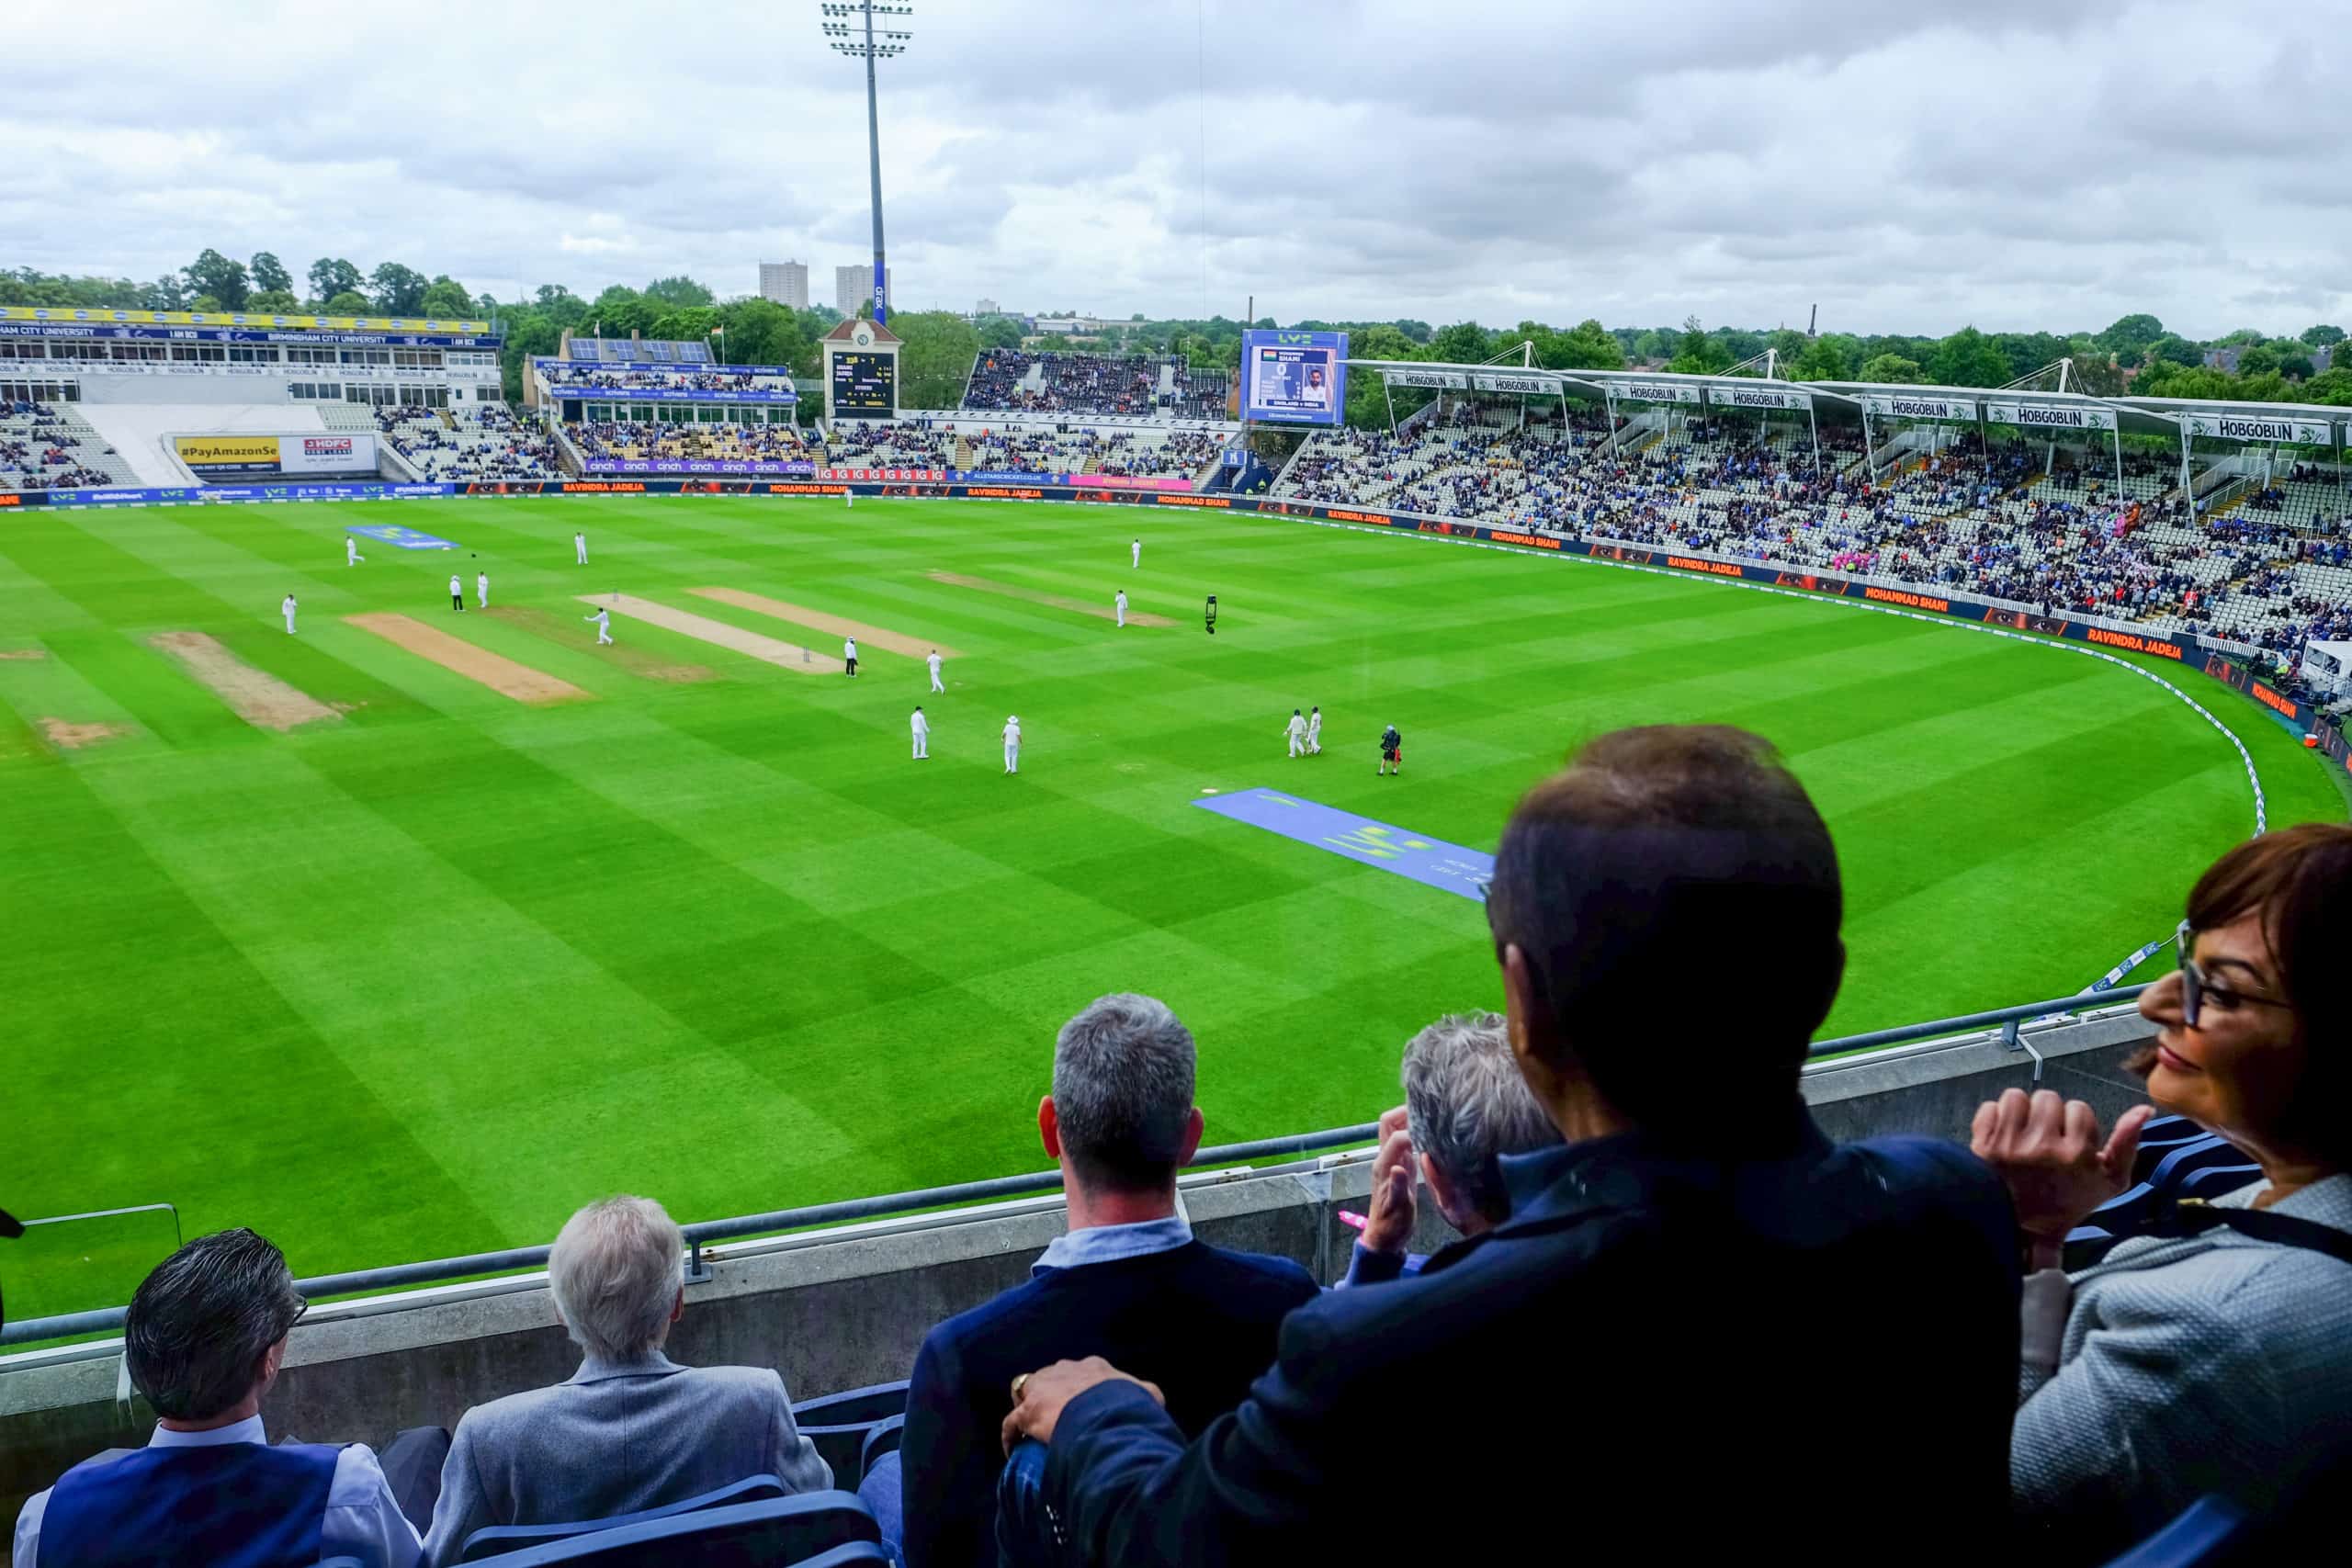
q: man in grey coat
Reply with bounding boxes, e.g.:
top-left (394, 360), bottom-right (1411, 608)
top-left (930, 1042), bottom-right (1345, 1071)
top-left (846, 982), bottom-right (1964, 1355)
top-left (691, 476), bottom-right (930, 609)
top-left (418, 1196), bottom-right (829, 1566)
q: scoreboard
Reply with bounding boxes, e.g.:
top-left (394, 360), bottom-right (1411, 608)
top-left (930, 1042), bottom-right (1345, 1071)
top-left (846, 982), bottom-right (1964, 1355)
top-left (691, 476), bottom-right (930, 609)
top-left (831, 351), bottom-right (897, 415)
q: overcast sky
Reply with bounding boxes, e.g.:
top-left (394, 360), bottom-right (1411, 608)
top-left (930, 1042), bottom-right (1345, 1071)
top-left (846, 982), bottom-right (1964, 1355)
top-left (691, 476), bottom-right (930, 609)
top-left (8, 0), bottom-right (2349, 338)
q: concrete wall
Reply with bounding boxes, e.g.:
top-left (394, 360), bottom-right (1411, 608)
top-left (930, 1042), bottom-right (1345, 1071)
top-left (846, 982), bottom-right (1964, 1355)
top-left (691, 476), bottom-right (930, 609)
top-left (1, 1010), bottom-right (2156, 1560)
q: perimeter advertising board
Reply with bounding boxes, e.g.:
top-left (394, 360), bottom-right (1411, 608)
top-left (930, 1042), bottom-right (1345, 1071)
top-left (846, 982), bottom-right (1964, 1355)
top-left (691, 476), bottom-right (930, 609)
top-left (1240, 330), bottom-right (1347, 426)
top-left (173, 434), bottom-right (379, 475)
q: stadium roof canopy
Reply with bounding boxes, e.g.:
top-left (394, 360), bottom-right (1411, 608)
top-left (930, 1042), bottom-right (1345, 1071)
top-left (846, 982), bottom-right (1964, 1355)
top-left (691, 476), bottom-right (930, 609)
top-left (1348, 356), bottom-right (2352, 446)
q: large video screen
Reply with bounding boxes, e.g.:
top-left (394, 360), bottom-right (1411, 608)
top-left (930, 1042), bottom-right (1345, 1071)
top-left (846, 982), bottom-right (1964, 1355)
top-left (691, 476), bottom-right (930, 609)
top-left (1240, 329), bottom-right (1348, 426)
top-left (831, 352), bottom-right (897, 415)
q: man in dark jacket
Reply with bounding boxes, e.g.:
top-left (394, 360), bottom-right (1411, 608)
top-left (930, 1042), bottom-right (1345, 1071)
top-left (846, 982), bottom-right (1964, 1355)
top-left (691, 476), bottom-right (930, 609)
top-left (884, 993), bottom-right (1317, 1568)
top-left (1003, 726), bottom-right (2021, 1564)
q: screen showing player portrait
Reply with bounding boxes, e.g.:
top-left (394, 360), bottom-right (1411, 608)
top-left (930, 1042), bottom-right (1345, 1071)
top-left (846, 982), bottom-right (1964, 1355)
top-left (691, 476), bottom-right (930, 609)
top-left (1240, 330), bottom-right (1348, 426)
top-left (831, 351), bottom-right (897, 415)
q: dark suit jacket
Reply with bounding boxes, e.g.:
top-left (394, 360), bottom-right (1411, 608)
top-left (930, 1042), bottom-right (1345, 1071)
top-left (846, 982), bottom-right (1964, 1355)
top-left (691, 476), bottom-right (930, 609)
top-left (899, 1237), bottom-right (1317, 1568)
top-left (1045, 1107), bottom-right (2021, 1565)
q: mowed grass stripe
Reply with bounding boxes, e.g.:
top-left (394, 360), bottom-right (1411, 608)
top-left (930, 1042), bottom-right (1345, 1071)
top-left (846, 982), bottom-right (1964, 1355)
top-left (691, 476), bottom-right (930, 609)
top-left (0, 729), bottom-right (502, 1310)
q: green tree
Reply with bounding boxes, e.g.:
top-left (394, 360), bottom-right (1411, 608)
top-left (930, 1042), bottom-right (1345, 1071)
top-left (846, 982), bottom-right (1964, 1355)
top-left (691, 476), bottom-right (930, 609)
top-left (1427, 321), bottom-right (1494, 364)
top-left (1928, 326), bottom-right (2011, 387)
top-left (1667, 316), bottom-right (1730, 375)
top-left (1789, 336), bottom-right (1851, 380)
top-left (322, 289), bottom-right (370, 315)
top-left (369, 263), bottom-right (429, 314)
top-left (249, 252), bottom-right (292, 296)
top-left (250, 289), bottom-right (300, 313)
top-left (2096, 314), bottom-right (2165, 355)
top-left (2147, 334), bottom-right (2201, 367)
top-left (2235, 344), bottom-right (2283, 378)
top-left (418, 276), bottom-right (473, 318)
top-left (182, 248), bottom-right (251, 310)
top-left (307, 258), bottom-right (364, 305)
top-left (975, 314), bottom-right (1025, 352)
top-left (1766, 328), bottom-right (1809, 367)
top-left (1550, 319), bottom-right (1623, 371)
top-left (2278, 353), bottom-right (2315, 381)
top-left (2300, 368), bottom-right (2352, 405)
top-left (148, 273), bottom-right (189, 309)
top-left (641, 276), bottom-right (714, 309)
top-left (2065, 352), bottom-right (2124, 397)
top-left (886, 310), bottom-right (980, 410)
top-left (2301, 323), bottom-right (2346, 347)
top-left (1857, 354), bottom-right (1924, 383)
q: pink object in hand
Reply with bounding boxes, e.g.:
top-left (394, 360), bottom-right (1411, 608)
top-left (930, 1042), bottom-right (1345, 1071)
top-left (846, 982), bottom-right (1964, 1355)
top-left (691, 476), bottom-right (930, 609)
top-left (1336, 1210), bottom-right (1368, 1232)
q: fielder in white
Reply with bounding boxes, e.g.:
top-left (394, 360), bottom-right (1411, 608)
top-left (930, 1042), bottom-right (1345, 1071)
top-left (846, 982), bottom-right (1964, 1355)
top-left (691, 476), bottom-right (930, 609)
top-left (345, 536), bottom-right (363, 567)
top-left (926, 649), bottom-right (944, 693)
top-left (1306, 705), bottom-right (1323, 754)
top-left (584, 605), bottom-right (613, 645)
top-left (910, 705), bottom-right (930, 759)
top-left (1114, 590), bottom-right (1127, 628)
top-left (1001, 715), bottom-right (1021, 774)
top-left (476, 570), bottom-right (489, 609)
top-left (1131, 537), bottom-right (1141, 569)
top-left (574, 531), bottom-right (589, 565)
top-left (281, 593), bottom-right (298, 634)
top-left (1283, 708), bottom-right (1307, 758)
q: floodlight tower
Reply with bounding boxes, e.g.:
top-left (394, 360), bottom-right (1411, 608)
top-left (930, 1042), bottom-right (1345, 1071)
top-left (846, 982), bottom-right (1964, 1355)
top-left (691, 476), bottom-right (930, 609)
top-left (821, 2), bottom-right (911, 326)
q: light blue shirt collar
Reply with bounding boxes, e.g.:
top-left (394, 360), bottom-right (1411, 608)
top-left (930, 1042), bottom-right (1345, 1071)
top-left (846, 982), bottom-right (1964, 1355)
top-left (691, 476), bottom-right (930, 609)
top-left (149, 1414), bottom-right (266, 1449)
top-left (1033, 1213), bottom-right (1193, 1277)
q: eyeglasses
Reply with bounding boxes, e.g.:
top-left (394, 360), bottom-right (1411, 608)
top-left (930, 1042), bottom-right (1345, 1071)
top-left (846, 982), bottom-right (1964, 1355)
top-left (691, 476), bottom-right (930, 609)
top-left (2174, 919), bottom-right (2291, 1029)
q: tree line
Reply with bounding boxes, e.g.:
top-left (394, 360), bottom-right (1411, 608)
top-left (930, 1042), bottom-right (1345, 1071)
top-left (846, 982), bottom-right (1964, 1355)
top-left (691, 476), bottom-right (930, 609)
top-left (4, 254), bottom-right (2346, 421)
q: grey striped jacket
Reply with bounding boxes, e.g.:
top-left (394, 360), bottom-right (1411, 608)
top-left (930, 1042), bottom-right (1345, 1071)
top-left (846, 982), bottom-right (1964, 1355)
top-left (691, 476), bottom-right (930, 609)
top-left (2012, 1173), bottom-right (2352, 1551)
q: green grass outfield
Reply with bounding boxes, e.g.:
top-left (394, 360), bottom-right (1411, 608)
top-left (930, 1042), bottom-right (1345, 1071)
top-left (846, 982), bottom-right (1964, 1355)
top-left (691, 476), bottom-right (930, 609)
top-left (0, 492), bottom-right (2340, 1316)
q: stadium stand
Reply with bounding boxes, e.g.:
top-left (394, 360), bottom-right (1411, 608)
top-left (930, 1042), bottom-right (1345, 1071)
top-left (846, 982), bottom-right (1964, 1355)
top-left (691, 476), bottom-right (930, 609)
top-left (571, 420), bottom-right (813, 467)
top-left (378, 403), bottom-right (561, 481)
top-left (958, 351), bottom-right (1211, 419)
top-left (0, 400), bottom-right (132, 489)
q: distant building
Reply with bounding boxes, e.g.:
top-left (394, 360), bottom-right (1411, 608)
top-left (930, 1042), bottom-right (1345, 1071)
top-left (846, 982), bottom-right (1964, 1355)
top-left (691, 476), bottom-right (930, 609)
top-left (975, 297), bottom-right (1001, 316)
top-left (758, 261), bottom-right (808, 310)
top-left (836, 265), bottom-right (893, 316)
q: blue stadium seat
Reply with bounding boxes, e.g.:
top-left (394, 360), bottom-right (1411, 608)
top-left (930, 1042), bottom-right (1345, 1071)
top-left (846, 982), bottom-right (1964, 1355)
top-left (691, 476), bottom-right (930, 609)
top-left (469, 1493), bottom-right (879, 1567)
top-left (2096, 1495), bottom-right (2249, 1566)
top-left (2065, 1134), bottom-right (2258, 1268)
top-left (2177, 1164), bottom-right (2263, 1200)
top-left (458, 1474), bottom-right (791, 1561)
top-left (857, 1416), bottom-right (904, 1486)
top-left (790, 1381), bottom-right (910, 1484)
top-left (2131, 1116), bottom-right (2218, 1182)
top-left (317, 1559), bottom-right (365, 1567)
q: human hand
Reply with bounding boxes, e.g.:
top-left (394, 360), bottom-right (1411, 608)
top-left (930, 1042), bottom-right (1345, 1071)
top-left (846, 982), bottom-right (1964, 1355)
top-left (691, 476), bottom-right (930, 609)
top-left (1971, 1089), bottom-right (2154, 1264)
top-left (1001, 1358), bottom-right (1164, 1454)
top-left (1361, 1106), bottom-right (1417, 1256)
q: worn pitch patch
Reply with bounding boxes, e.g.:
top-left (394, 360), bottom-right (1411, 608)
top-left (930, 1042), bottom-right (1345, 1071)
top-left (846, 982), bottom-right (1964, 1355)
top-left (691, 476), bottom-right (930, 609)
top-left (481, 605), bottom-right (713, 683)
top-left (149, 631), bottom-right (341, 732)
top-left (38, 716), bottom-right (131, 750)
top-left (1192, 788), bottom-right (1492, 902)
top-left (925, 571), bottom-right (1175, 627)
top-left (347, 613), bottom-right (593, 705)
top-left (576, 595), bottom-right (829, 674)
top-left (686, 588), bottom-right (965, 660)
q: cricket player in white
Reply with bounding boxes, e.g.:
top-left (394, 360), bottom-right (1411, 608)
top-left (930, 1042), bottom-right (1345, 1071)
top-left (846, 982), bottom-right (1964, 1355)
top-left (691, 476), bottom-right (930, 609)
top-left (1306, 705), bottom-right (1323, 754)
top-left (1114, 590), bottom-right (1127, 628)
top-left (1002, 715), bottom-right (1021, 774)
top-left (345, 536), bottom-right (363, 567)
top-left (1283, 708), bottom-right (1307, 758)
top-left (584, 606), bottom-right (613, 644)
top-left (843, 637), bottom-right (859, 677)
top-left (910, 705), bottom-right (930, 759)
top-left (449, 573), bottom-right (466, 612)
top-left (574, 531), bottom-right (589, 565)
top-left (1131, 537), bottom-right (1141, 569)
top-left (281, 593), bottom-right (298, 634)
top-left (476, 571), bottom-right (489, 609)
top-left (926, 649), bottom-right (944, 693)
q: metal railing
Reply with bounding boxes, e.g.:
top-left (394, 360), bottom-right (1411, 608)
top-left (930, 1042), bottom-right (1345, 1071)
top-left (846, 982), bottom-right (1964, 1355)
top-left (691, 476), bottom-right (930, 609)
top-left (0, 984), bottom-right (2151, 1349)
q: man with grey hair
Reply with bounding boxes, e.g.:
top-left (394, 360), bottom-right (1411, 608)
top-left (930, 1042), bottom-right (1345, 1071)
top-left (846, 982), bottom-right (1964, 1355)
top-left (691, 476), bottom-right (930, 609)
top-left (876, 993), bottom-right (1317, 1568)
top-left (1343, 1010), bottom-right (1563, 1287)
top-left (13, 1228), bottom-right (424, 1568)
top-left (416, 1195), bottom-right (828, 1566)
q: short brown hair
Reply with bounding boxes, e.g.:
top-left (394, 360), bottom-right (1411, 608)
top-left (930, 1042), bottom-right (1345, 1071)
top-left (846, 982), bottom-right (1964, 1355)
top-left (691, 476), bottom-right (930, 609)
top-left (1485, 726), bottom-right (1842, 1134)
top-left (2146, 823), bottom-right (2352, 1164)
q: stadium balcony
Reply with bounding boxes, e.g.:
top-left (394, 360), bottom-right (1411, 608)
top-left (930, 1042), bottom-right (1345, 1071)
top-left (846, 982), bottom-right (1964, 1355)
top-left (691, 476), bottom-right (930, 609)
top-left (956, 351), bottom-right (1196, 419)
top-left (533, 357), bottom-right (797, 395)
top-left (379, 402), bottom-right (563, 482)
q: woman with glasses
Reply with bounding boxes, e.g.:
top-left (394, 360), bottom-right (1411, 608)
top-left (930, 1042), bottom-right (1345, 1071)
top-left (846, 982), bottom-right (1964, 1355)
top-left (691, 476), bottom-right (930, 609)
top-left (1970, 822), bottom-right (2352, 1557)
